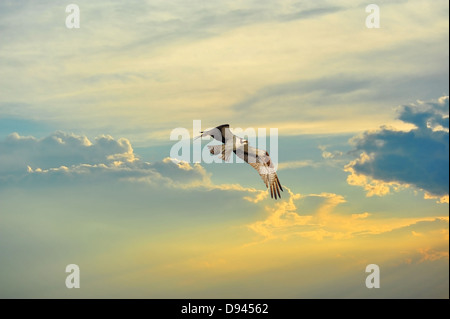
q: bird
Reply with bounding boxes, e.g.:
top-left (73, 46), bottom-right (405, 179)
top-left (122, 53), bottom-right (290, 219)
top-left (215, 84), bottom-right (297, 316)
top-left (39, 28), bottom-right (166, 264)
top-left (197, 124), bottom-right (283, 199)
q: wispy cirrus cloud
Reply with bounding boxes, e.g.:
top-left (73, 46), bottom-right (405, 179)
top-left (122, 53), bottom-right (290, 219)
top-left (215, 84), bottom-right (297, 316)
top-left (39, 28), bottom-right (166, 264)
top-left (277, 160), bottom-right (320, 170)
top-left (0, 1), bottom-right (447, 142)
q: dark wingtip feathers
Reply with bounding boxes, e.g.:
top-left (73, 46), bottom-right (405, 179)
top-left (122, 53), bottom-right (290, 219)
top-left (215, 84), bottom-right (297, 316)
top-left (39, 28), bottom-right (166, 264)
top-left (277, 178), bottom-right (283, 192)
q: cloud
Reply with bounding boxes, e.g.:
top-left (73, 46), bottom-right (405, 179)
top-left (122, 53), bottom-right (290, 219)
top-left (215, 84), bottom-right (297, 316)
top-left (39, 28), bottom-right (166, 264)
top-left (346, 96), bottom-right (449, 202)
top-left (0, 131), bottom-right (268, 202)
top-left (0, 131), bottom-right (448, 298)
top-left (345, 155), bottom-right (407, 197)
top-left (247, 186), bottom-right (448, 243)
top-left (319, 145), bottom-right (343, 160)
top-left (232, 75), bottom-right (373, 114)
top-left (247, 188), bottom-right (348, 241)
top-left (0, 131), bottom-right (191, 182)
top-left (277, 160), bottom-right (319, 170)
top-left (417, 248), bottom-right (449, 263)
top-left (1, 0), bottom-right (447, 142)
top-left (247, 188), bottom-right (312, 240)
top-left (0, 131), bottom-right (136, 176)
top-left (424, 193), bottom-right (449, 204)
top-left (402, 246), bottom-right (450, 264)
top-left (351, 212), bottom-right (370, 219)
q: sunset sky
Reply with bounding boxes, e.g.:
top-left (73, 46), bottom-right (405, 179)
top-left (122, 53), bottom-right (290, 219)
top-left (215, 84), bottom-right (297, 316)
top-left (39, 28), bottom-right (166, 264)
top-left (0, 0), bottom-right (448, 298)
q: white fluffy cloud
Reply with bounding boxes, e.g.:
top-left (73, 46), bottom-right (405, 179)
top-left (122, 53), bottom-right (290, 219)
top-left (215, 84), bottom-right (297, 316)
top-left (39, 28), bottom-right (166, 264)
top-left (0, 131), bottom-right (268, 202)
top-left (0, 131), bottom-right (135, 175)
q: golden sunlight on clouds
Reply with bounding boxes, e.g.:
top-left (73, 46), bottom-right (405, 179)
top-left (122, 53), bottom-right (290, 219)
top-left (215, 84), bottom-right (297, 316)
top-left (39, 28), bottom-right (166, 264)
top-left (0, 0), bottom-right (448, 299)
top-left (247, 187), bottom-right (449, 242)
top-left (417, 248), bottom-right (449, 263)
top-left (345, 154), bottom-right (407, 197)
top-left (89, 207), bottom-right (448, 298)
top-left (425, 193), bottom-right (450, 204)
top-left (351, 212), bottom-right (370, 219)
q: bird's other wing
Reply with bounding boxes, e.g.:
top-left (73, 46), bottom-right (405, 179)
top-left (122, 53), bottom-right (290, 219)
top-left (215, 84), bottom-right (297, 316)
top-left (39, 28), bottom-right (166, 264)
top-left (234, 145), bottom-right (283, 199)
top-left (198, 124), bottom-right (230, 143)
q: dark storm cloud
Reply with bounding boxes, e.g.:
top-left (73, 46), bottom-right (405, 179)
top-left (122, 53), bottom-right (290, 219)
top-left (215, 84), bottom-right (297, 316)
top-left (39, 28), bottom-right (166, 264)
top-left (348, 96), bottom-right (449, 197)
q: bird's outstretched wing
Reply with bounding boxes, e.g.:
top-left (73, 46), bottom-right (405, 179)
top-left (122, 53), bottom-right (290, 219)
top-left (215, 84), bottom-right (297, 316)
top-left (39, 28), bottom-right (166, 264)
top-left (234, 145), bottom-right (283, 199)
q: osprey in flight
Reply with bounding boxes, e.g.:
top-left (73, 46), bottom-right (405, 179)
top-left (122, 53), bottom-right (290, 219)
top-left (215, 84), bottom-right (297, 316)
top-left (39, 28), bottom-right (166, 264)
top-left (198, 124), bottom-right (283, 199)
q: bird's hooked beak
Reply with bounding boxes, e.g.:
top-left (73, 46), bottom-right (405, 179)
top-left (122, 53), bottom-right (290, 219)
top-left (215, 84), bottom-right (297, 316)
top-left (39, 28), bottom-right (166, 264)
top-left (194, 131), bottom-right (204, 140)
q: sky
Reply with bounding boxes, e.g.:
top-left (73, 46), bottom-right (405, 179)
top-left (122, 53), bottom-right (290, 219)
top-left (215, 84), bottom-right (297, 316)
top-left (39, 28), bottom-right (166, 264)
top-left (0, 0), bottom-right (448, 298)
